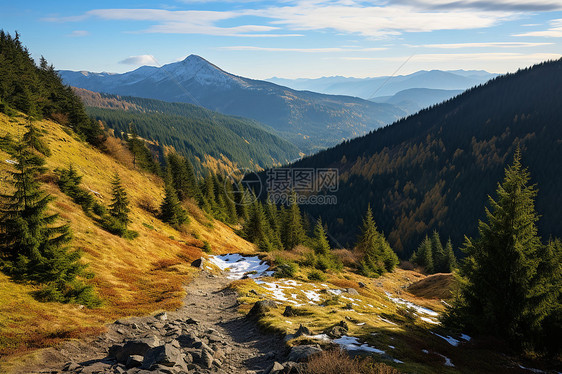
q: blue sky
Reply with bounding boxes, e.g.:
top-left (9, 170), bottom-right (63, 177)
top-left (2, 0), bottom-right (561, 79)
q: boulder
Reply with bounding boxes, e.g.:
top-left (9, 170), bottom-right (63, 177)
top-left (287, 345), bottom-right (322, 362)
top-left (109, 336), bottom-right (161, 363)
top-left (346, 288), bottom-right (359, 295)
top-left (191, 258), bottom-right (206, 268)
top-left (155, 312), bottom-right (168, 321)
top-left (199, 349), bottom-right (214, 368)
top-left (62, 362), bottom-right (80, 372)
top-left (358, 282), bottom-right (366, 288)
top-left (247, 300), bottom-right (278, 319)
top-left (326, 325), bottom-right (347, 338)
top-left (294, 324), bottom-right (312, 338)
top-left (177, 332), bottom-right (199, 348)
top-left (142, 344), bottom-right (182, 369)
top-left (80, 362), bottom-right (112, 374)
top-left (283, 306), bottom-right (297, 317)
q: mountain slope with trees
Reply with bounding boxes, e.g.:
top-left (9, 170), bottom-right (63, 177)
top-left (267, 59), bottom-right (562, 256)
top-left (74, 88), bottom-right (301, 173)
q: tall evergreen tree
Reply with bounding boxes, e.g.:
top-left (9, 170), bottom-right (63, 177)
top-left (411, 235), bottom-right (434, 273)
top-left (356, 205), bottom-right (398, 276)
top-left (446, 150), bottom-right (557, 351)
top-left (443, 238), bottom-right (457, 272)
top-left (108, 173), bottom-right (130, 228)
top-left (431, 230), bottom-right (445, 272)
top-left (312, 217), bottom-right (331, 256)
top-left (281, 193), bottom-right (306, 250)
top-left (0, 134), bottom-right (97, 306)
top-left (159, 183), bottom-right (188, 228)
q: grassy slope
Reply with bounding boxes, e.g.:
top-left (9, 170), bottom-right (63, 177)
top-left (0, 112), bottom-right (256, 370)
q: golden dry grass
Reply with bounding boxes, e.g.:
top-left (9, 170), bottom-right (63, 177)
top-left (0, 113), bottom-right (257, 369)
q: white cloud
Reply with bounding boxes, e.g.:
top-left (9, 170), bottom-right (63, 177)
top-left (393, 0), bottom-right (562, 11)
top-left (119, 55), bottom-right (158, 65)
top-left (515, 19), bottom-right (562, 37)
top-left (67, 30), bottom-right (89, 37)
top-left (418, 42), bottom-right (554, 48)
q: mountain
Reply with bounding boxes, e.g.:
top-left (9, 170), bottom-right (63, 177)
top-left (74, 88), bottom-right (301, 173)
top-left (370, 88), bottom-right (463, 116)
top-left (267, 70), bottom-right (497, 99)
top-left (59, 56), bottom-right (406, 152)
top-left (259, 59), bottom-right (562, 255)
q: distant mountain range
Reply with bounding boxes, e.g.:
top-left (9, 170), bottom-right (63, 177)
top-left (59, 56), bottom-right (406, 153)
top-left (370, 88), bottom-right (464, 116)
top-left (260, 59), bottom-right (562, 255)
top-left (267, 70), bottom-right (497, 99)
top-left (74, 88), bottom-right (301, 173)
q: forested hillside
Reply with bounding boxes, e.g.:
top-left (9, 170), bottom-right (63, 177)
top-left (75, 88), bottom-right (301, 173)
top-left (267, 59), bottom-right (562, 256)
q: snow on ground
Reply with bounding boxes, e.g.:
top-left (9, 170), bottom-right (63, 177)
top-left (460, 334), bottom-right (471, 341)
top-left (420, 317), bottom-right (440, 324)
top-left (384, 291), bottom-right (439, 316)
top-left (207, 254), bottom-right (272, 279)
top-left (431, 332), bottom-right (460, 346)
top-left (334, 335), bottom-right (386, 355)
top-left (303, 290), bottom-right (322, 303)
top-left (438, 353), bottom-right (455, 367)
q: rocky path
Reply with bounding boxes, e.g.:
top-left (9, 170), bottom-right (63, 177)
top-left (17, 270), bottom-right (286, 374)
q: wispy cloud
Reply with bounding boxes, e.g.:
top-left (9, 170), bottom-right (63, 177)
top-left (418, 41), bottom-right (554, 48)
top-left (392, 0), bottom-right (562, 12)
top-left (119, 55), bottom-right (158, 65)
top-left (67, 30), bottom-right (89, 37)
top-left (515, 19), bottom-right (562, 37)
top-left (219, 46), bottom-right (386, 52)
top-left (342, 52), bottom-right (561, 62)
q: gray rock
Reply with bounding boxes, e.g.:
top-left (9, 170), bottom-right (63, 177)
top-left (283, 306), bottom-right (297, 317)
top-left (346, 288), bottom-right (359, 295)
top-left (62, 362), bottom-right (80, 371)
top-left (177, 332), bottom-right (199, 347)
top-left (126, 355), bottom-right (144, 369)
top-left (283, 361), bottom-right (305, 373)
top-left (294, 324), bottom-right (312, 338)
top-left (247, 300), bottom-right (278, 319)
top-left (80, 361), bottom-right (112, 374)
top-left (191, 258), bottom-right (206, 268)
top-left (110, 336), bottom-right (161, 363)
top-left (142, 344), bottom-right (182, 369)
top-left (265, 361), bottom-right (284, 374)
top-left (358, 282), bottom-right (366, 288)
top-left (326, 325), bottom-right (347, 338)
top-left (200, 349), bottom-right (214, 368)
top-left (155, 312), bottom-right (168, 321)
top-left (288, 344), bottom-right (322, 362)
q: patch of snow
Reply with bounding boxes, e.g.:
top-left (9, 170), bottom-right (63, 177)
top-left (422, 349), bottom-right (429, 354)
top-left (5, 159), bottom-right (18, 165)
top-left (327, 289), bottom-right (343, 296)
top-left (388, 345), bottom-right (395, 349)
top-left (285, 320), bottom-right (293, 324)
top-left (431, 332), bottom-right (460, 346)
top-left (460, 334), bottom-right (471, 341)
top-left (437, 353), bottom-right (454, 367)
top-left (208, 254), bottom-right (271, 279)
top-left (356, 322), bottom-right (366, 326)
top-left (420, 317), bottom-right (440, 325)
top-left (303, 290), bottom-right (322, 303)
top-left (310, 333), bottom-right (331, 342)
top-left (283, 280), bottom-right (300, 286)
top-left (321, 284), bottom-right (330, 288)
top-left (334, 335), bottom-right (385, 354)
top-left (385, 291), bottom-right (439, 316)
top-left (518, 364), bottom-right (546, 373)
top-left (393, 359), bottom-right (404, 364)
top-left (379, 317), bottom-right (397, 325)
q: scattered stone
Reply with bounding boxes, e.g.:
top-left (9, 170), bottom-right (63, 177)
top-left (184, 317), bottom-right (198, 325)
top-left (247, 300), bottom-right (278, 319)
top-left (345, 288), bottom-right (359, 295)
top-left (110, 336), bottom-right (161, 363)
top-left (294, 324), bottom-right (312, 338)
top-left (248, 289), bottom-right (258, 295)
top-left (155, 312), bottom-right (168, 321)
top-left (283, 306), bottom-right (297, 317)
top-left (199, 349), bottom-right (214, 368)
top-left (80, 362), bottom-right (112, 374)
top-left (142, 344), bottom-right (182, 369)
top-left (358, 282), bottom-right (366, 288)
top-left (126, 355), bottom-right (144, 369)
top-left (62, 362), bottom-right (80, 372)
top-left (177, 332), bottom-right (199, 348)
top-left (283, 361), bottom-right (305, 373)
top-left (288, 345), bottom-right (322, 362)
top-left (265, 361), bottom-right (284, 374)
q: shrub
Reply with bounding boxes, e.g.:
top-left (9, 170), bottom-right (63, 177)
top-left (202, 241), bottom-right (212, 253)
top-left (274, 260), bottom-right (298, 278)
top-left (308, 269), bottom-right (327, 281)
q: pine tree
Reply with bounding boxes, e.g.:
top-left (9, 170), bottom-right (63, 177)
top-left (281, 193), bottom-right (306, 250)
top-left (431, 230), bottom-right (445, 272)
top-left (22, 122), bottom-right (50, 156)
top-left (446, 150), bottom-right (557, 350)
top-left (443, 238), bottom-right (457, 272)
top-left (411, 235), bottom-right (434, 273)
top-left (159, 183), bottom-right (188, 228)
top-left (108, 173), bottom-right (130, 228)
top-left (0, 138), bottom-right (98, 306)
top-left (312, 217), bottom-right (331, 256)
top-left (356, 205), bottom-right (398, 276)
